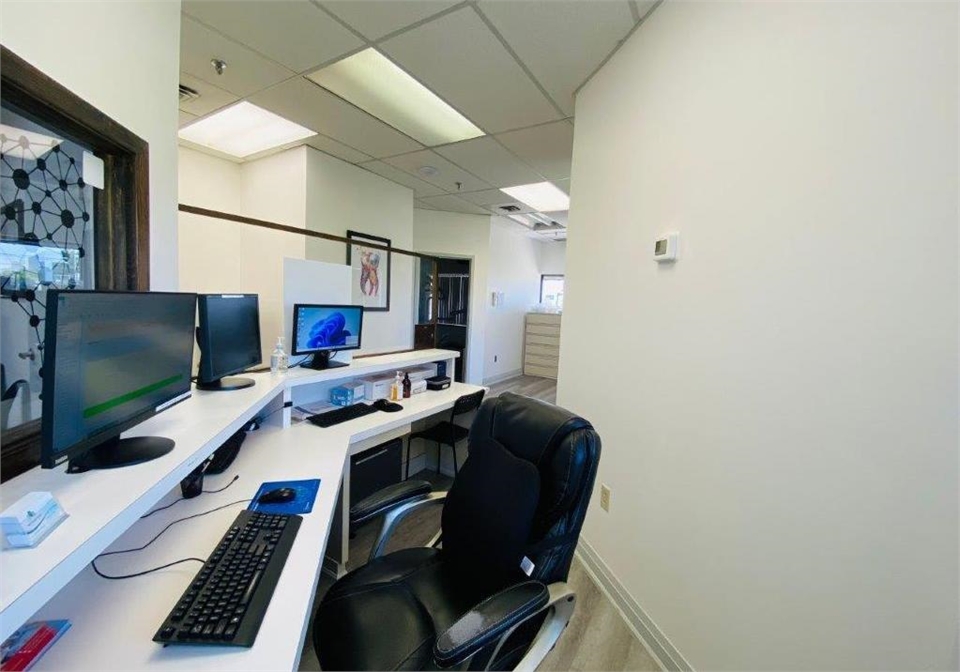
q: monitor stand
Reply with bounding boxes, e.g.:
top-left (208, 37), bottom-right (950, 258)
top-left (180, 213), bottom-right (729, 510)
top-left (302, 351), bottom-right (348, 371)
top-left (67, 436), bottom-right (175, 473)
top-left (195, 376), bottom-right (256, 391)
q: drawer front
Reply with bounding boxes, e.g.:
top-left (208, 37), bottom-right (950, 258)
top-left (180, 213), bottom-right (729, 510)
top-left (525, 353), bottom-right (559, 368)
top-left (526, 323), bottom-right (561, 337)
top-left (526, 314), bottom-right (562, 327)
top-left (525, 334), bottom-right (561, 348)
top-left (350, 438), bottom-right (402, 505)
top-left (524, 343), bottom-right (559, 358)
top-left (524, 363), bottom-right (558, 379)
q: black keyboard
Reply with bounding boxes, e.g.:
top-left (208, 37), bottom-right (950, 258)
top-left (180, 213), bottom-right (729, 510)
top-left (307, 402), bottom-right (378, 428)
top-left (153, 510), bottom-right (301, 647)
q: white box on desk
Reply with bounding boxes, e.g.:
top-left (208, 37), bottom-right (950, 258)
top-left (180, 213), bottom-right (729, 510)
top-left (406, 365), bottom-right (436, 383)
top-left (362, 375), bottom-right (395, 401)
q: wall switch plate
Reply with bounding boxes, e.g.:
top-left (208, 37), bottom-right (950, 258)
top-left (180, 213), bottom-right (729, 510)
top-left (600, 484), bottom-right (611, 511)
top-left (653, 232), bottom-right (679, 262)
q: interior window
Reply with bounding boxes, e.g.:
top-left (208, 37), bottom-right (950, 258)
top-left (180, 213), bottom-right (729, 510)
top-left (540, 274), bottom-right (564, 309)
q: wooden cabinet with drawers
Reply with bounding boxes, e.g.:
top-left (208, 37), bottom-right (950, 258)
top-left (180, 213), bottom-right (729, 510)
top-left (523, 313), bottom-right (561, 379)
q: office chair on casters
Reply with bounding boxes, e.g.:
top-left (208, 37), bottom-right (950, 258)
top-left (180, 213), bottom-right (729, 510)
top-left (313, 392), bottom-right (601, 671)
top-left (405, 389), bottom-right (486, 478)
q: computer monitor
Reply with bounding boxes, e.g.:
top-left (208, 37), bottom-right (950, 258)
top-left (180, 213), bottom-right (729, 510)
top-left (196, 294), bottom-right (262, 391)
top-left (41, 290), bottom-right (197, 472)
top-left (292, 304), bottom-right (363, 370)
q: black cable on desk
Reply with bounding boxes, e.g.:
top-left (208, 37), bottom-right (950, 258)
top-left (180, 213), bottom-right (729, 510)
top-left (92, 498), bottom-right (251, 580)
top-left (140, 474), bottom-right (240, 519)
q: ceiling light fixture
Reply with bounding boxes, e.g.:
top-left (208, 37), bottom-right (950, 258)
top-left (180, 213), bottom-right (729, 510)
top-left (500, 182), bottom-right (570, 212)
top-left (178, 101), bottom-right (316, 159)
top-left (508, 214), bottom-right (533, 227)
top-left (307, 48), bottom-right (484, 146)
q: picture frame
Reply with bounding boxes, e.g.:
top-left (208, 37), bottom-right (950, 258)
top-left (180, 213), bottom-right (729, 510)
top-left (346, 230), bottom-right (390, 312)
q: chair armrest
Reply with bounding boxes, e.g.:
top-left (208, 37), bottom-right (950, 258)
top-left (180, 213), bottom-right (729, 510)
top-left (350, 480), bottom-right (432, 525)
top-left (433, 581), bottom-right (549, 668)
top-left (368, 490), bottom-right (448, 562)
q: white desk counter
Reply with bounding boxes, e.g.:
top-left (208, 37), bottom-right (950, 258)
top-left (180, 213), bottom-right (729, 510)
top-left (0, 349), bottom-right (460, 646)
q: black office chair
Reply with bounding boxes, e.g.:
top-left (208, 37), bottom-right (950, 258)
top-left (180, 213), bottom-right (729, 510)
top-left (313, 392), bottom-right (601, 671)
top-left (405, 389), bottom-right (485, 478)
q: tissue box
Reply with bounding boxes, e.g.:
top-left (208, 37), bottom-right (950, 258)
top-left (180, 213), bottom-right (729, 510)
top-left (405, 365), bottom-right (436, 383)
top-left (1, 492), bottom-right (68, 549)
top-left (330, 382), bottom-right (365, 407)
top-left (411, 379), bottom-right (428, 395)
top-left (363, 375), bottom-right (394, 401)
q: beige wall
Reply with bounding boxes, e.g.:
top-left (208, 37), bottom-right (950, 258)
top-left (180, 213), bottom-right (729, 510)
top-left (0, 0), bottom-right (182, 289)
top-left (560, 1), bottom-right (958, 669)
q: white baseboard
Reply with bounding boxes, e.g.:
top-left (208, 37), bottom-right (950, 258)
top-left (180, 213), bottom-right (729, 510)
top-left (483, 369), bottom-right (522, 386)
top-left (575, 539), bottom-right (693, 672)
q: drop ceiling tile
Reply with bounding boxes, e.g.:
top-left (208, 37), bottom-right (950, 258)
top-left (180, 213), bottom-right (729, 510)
top-left (495, 121), bottom-right (574, 181)
top-left (322, 1), bottom-right (459, 41)
top-left (384, 150), bottom-right (490, 194)
top-left (248, 78), bottom-right (422, 158)
top-left (178, 71), bottom-right (239, 117)
top-left (418, 194), bottom-right (491, 215)
top-left (457, 189), bottom-right (534, 214)
top-left (183, 1), bottom-right (362, 73)
top-left (477, 0), bottom-right (634, 116)
top-left (179, 110), bottom-right (198, 128)
top-left (305, 134), bottom-right (372, 164)
top-left (414, 198), bottom-right (441, 211)
top-left (380, 7), bottom-right (560, 133)
top-left (434, 137), bottom-right (542, 188)
top-left (180, 16), bottom-right (294, 97)
top-left (360, 161), bottom-right (445, 198)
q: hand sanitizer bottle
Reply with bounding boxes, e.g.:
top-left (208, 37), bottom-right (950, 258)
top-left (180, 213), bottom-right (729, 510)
top-left (270, 337), bottom-right (289, 373)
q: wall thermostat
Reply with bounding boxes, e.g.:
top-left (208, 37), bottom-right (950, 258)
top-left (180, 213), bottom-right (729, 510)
top-left (653, 232), bottom-right (679, 262)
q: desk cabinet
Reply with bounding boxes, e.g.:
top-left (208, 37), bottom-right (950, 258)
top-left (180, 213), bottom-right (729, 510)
top-left (523, 313), bottom-right (561, 379)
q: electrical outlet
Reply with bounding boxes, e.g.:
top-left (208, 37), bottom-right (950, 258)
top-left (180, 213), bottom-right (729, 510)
top-left (600, 484), bottom-right (611, 512)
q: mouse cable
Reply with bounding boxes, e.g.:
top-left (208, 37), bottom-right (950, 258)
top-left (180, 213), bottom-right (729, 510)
top-left (91, 556), bottom-right (206, 580)
top-left (98, 498), bottom-right (252, 561)
top-left (140, 474), bottom-right (240, 520)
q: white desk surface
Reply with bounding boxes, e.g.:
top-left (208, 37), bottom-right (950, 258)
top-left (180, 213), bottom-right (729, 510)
top-left (0, 349), bottom-right (459, 643)
top-left (29, 382), bottom-right (481, 671)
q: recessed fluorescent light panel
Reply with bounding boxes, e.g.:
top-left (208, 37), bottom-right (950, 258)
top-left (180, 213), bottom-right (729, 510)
top-left (178, 102), bottom-right (315, 158)
top-left (308, 48), bottom-right (484, 146)
top-left (500, 182), bottom-right (570, 212)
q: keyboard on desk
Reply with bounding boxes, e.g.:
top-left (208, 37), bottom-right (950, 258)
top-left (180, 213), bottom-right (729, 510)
top-left (307, 402), bottom-right (378, 428)
top-left (153, 510), bottom-right (301, 647)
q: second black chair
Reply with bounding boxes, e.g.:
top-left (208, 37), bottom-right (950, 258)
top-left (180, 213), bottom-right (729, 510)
top-left (405, 389), bottom-right (485, 478)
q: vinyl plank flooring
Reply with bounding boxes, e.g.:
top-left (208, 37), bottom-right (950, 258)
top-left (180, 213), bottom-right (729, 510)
top-left (300, 377), bottom-right (659, 671)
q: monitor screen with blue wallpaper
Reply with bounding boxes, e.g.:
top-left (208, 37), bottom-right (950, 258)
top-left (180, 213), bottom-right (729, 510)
top-left (292, 304), bottom-right (363, 355)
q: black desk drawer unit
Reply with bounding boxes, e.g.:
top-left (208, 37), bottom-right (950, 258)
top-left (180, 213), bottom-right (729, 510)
top-left (350, 438), bottom-right (402, 506)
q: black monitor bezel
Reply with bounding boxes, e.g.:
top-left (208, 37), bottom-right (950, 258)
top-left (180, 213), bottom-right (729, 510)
top-left (40, 289), bottom-right (197, 469)
top-left (291, 303), bottom-right (364, 356)
top-left (196, 293), bottom-right (262, 385)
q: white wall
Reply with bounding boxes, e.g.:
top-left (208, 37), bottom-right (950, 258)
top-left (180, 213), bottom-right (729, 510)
top-left (304, 148), bottom-right (415, 354)
top-left (539, 241), bottom-right (567, 275)
top-left (412, 208), bottom-right (490, 385)
top-left (178, 146), bottom-right (306, 359)
top-left (560, 2), bottom-right (958, 670)
top-left (485, 218), bottom-right (542, 382)
top-left (0, 0), bottom-right (182, 289)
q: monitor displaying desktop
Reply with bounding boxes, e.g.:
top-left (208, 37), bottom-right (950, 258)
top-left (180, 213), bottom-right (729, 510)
top-left (41, 290), bottom-right (197, 472)
top-left (197, 294), bottom-right (261, 391)
top-left (292, 304), bottom-right (363, 370)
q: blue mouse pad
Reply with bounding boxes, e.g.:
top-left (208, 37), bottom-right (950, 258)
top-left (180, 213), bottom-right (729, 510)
top-left (248, 479), bottom-right (321, 515)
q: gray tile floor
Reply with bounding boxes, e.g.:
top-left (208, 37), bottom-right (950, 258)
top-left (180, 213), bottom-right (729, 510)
top-left (299, 376), bottom-right (660, 671)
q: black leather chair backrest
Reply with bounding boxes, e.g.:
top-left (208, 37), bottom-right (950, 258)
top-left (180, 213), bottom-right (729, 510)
top-left (442, 392), bottom-right (601, 587)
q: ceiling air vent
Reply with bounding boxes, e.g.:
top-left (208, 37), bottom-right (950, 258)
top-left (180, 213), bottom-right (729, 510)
top-left (498, 204), bottom-right (522, 212)
top-left (179, 84), bottom-right (200, 103)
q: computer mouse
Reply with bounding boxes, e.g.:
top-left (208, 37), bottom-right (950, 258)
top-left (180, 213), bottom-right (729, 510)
top-left (258, 487), bottom-right (296, 504)
top-left (373, 398), bottom-right (403, 413)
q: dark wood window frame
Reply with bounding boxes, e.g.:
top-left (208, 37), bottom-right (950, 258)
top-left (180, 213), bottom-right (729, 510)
top-left (1, 45), bottom-right (150, 480)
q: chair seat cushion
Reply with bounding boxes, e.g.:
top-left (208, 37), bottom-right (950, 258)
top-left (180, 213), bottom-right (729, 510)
top-left (315, 548), bottom-right (489, 671)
